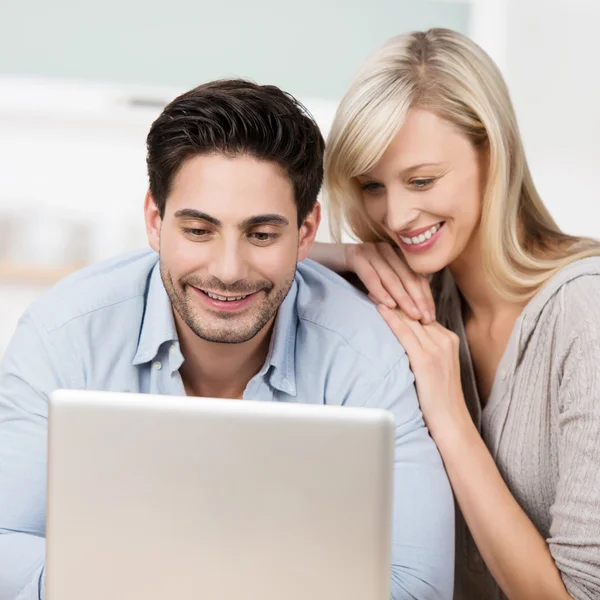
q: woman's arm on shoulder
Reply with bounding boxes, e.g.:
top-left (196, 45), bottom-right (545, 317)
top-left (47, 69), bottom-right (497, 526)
top-left (309, 241), bottom-right (436, 322)
top-left (308, 242), bottom-right (348, 273)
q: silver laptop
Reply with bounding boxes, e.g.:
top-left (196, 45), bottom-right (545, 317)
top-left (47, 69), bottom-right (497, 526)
top-left (46, 389), bottom-right (395, 600)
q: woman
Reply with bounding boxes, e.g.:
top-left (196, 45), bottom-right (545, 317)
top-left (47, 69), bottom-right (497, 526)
top-left (311, 28), bottom-right (600, 600)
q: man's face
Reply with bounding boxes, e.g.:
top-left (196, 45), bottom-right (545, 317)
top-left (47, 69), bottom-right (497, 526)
top-left (145, 153), bottom-right (320, 344)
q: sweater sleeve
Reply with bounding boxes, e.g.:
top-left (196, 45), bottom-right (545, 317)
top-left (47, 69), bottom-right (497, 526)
top-left (548, 276), bottom-right (600, 600)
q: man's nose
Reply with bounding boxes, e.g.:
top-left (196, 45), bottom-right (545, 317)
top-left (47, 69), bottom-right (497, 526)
top-left (207, 239), bottom-right (249, 286)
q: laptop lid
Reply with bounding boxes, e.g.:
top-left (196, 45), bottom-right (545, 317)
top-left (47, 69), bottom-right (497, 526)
top-left (46, 389), bottom-right (394, 600)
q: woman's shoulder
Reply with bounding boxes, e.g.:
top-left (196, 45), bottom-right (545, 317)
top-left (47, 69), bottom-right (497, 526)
top-left (529, 256), bottom-right (600, 339)
top-left (543, 256), bottom-right (600, 305)
top-left (432, 257), bottom-right (600, 336)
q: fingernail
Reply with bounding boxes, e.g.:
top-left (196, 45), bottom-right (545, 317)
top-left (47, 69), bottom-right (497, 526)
top-left (411, 306), bottom-right (421, 318)
top-left (425, 311), bottom-right (434, 322)
top-left (386, 297), bottom-right (396, 308)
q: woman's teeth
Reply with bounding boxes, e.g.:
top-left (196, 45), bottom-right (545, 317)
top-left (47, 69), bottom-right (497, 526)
top-left (205, 291), bottom-right (248, 302)
top-left (399, 223), bottom-right (442, 245)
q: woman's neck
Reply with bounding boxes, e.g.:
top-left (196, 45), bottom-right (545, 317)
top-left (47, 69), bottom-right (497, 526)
top-left (449, 233), bottom-right (523, 323)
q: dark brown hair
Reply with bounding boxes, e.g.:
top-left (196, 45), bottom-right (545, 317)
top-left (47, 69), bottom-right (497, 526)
top-left (146, 79), bottom-right (324, 225)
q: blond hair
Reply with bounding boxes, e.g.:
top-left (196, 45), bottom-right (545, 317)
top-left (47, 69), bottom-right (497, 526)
top-left (325, 28), bottom-right (600, 301)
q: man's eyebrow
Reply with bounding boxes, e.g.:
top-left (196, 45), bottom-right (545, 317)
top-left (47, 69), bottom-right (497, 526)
top-left (173, 209), bottom-right (221, 226)
top-left (239, 214), bottom-right (290, 228)
top-left (173, 210), bottom-right (290, 228)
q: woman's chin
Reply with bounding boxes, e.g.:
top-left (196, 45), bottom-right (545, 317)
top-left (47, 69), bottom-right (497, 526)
top-left (402, 253), bottom-right (449, 276)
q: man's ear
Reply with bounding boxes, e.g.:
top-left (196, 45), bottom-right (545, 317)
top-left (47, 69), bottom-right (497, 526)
top-left (144, 191), bottom-right (161, 253)
top-left (297, 202), bottom-right (321, 262)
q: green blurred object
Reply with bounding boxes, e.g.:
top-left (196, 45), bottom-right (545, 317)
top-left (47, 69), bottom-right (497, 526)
top-left (0, 0), bottom-right (470, 100)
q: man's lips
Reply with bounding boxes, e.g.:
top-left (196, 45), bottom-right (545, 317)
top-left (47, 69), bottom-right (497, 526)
top-left (201, 289), bottom-right (251, 302)
top-left (191, 286), bottom-right (261, 311)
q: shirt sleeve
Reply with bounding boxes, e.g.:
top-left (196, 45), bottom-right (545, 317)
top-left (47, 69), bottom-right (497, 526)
top-left (548, 308), bottom-right (600, 599)
top-left (363, 353), bottom-right (455, 600)
top-left (0, 310), bottom-right (64, 600)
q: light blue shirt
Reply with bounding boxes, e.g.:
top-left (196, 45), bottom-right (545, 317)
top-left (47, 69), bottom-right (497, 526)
top-left (0, 249), bottom-right (454, 599)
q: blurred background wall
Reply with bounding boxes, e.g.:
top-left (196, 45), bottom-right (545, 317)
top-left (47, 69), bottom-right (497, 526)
top-left (0, 0), bottom-right (598, 356)
top-left (0, 0), bottom-right (469, 99)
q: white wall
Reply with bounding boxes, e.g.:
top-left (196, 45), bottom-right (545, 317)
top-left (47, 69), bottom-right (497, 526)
top-left (507, 0), bottom-right (600, 239)
top-left (471, 0), bottom-right (600, 239)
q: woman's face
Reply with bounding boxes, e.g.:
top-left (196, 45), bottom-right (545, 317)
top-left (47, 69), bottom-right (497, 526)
top-left (357, 108), bottom-right (487, 275)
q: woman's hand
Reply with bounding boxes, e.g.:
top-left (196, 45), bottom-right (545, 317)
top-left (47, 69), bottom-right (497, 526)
top-left (377, 305), bottom-right (470, 436)
top-left (343, 243), bottom-right (436, 323)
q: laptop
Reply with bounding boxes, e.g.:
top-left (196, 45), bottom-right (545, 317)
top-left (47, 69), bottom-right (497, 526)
top-left (46, 389), bottom-right (395, 600)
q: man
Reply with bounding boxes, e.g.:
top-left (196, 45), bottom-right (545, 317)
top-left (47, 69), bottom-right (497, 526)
top-left (0, 80), bottom-right (454, 599)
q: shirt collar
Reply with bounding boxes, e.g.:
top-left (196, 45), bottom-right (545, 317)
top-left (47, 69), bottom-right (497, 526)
top-left (265, 279), bottom-right (299, 396)
top-left (132, 263), bottom-right (178, 366)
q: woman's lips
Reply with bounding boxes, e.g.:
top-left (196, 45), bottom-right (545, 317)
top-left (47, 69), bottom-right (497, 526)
top-left (397, 222), bottom-right (445, 253)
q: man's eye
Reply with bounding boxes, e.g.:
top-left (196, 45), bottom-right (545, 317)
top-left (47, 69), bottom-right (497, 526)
top-left (411, 178), bottom-right (436, 189)
top-left (183, 228), bottom-right (211, 237)
top-left (249, 232), bottom-right (277, 243)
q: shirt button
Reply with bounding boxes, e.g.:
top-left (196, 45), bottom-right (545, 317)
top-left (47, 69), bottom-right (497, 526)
top-left (153, 361), bottom-right (162, 370)
top-left (501, 370), bottom-right (507, 380)
top-left (169, 344), bottom-right (177, 355)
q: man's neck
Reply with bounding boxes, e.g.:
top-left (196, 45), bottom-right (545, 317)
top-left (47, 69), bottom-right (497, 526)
top-left (175, 313), bottom-right (275, 400)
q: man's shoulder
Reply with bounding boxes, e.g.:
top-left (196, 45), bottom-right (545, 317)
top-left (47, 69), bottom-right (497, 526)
top-left (294, 259), bottom-right (407, 376)
top-left (28, 249), bottom-right (158, 332)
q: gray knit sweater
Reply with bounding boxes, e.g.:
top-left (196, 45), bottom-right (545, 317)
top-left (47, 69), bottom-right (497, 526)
top-left (432, 257), bottom-right (600, 600)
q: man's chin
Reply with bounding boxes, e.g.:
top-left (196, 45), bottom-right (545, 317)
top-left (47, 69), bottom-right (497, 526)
top-left (186, 309), bottom-right (270, 344)
top-left (193, 327), bottom-right (263, 345)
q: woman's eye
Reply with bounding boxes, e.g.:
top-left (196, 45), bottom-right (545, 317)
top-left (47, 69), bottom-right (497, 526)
top-left (411, 178), bottom-right (436, 189)
top-left (360, 182), bottom-right (384, 193)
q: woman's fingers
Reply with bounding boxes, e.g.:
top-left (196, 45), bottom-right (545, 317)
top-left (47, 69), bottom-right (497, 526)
top-left (393, 307), bottom-right (439, 351)
top-left (418, 273), bottom-right (437, 322)
top-left (367, 252), bottom-right (422, 319)
top-left (350, 251), bottom-right (397, 308)
top-left (425, 320), bottom-right (461, 353)
top-left (377, 305), bottom-right (424, 357)
top-left (350, 246), bottom-right (420, 317)
top-left (378, 244), bottom-right (434, 322)
top-left (345, 242), bottom-right (436, 322)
